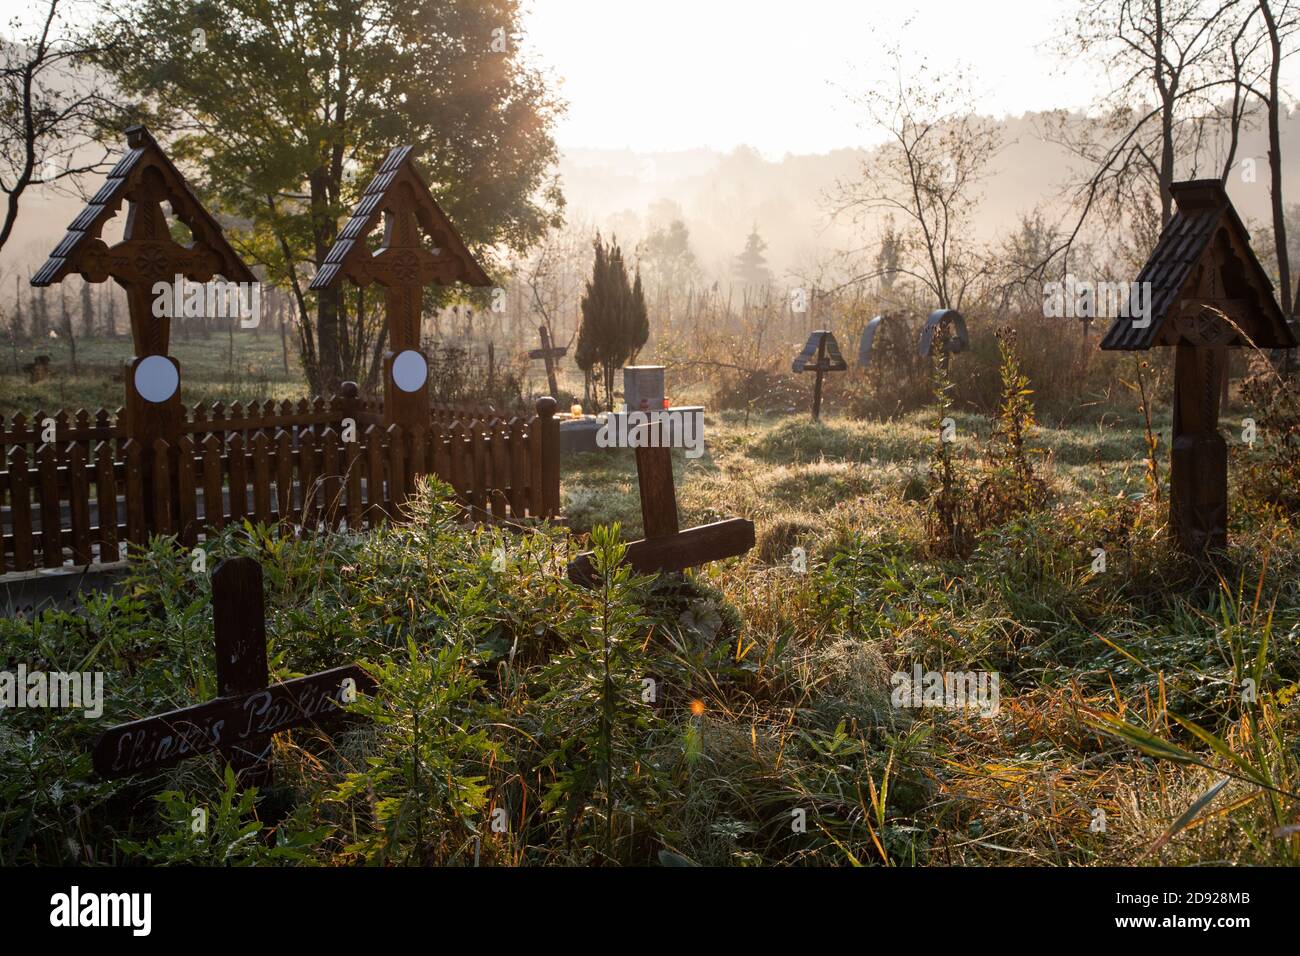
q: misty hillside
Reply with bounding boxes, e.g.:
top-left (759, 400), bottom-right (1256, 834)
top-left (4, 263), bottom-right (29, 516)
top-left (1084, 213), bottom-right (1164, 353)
top-left (5, 109), bottom-right (1300, 290)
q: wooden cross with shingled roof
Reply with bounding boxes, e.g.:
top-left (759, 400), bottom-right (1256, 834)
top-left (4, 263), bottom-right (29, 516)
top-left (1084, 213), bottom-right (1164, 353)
top-left (792, 330), bottom-right (848, 421)
top-left (1101, 179), bottom-right (1297, 555)
top-left (31, 126), bottom-right (255, 531)
top-left (309, 145), bottom-right (492, 437)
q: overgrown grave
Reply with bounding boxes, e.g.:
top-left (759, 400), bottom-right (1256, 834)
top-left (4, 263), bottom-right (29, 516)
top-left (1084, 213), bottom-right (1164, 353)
top-left (792, 330), bottom-right (848, 421)
top-left (92, 556), bottom-right (375, 791)
top-left (1100, 179), bottom-right (1297, 556)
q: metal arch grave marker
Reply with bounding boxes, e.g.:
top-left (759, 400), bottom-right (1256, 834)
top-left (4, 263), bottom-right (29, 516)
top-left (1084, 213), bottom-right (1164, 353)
top-left (918, 309), bottom-right (970, 368)
top-left (857, 315), bottom-right (886, 369)
top-left (792, 330), bottom-right (848, 421)
top-left (92, 557), bottom-right (375, 785)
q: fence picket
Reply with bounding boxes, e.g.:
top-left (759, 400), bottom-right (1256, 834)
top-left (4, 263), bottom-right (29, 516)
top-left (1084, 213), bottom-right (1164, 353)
top-left (386, 424), bottom-right (406, 515)
top-left (177, 435), bottom-right (198, 547)
top-left (68, 443), bottom-right (92, 565)
top-left (38, 444), bottom-right (62, 568)
top-left (365, 425), bottom-right (385, 524)
top-left (320, 427), bottom-right (340, 530)
top-left (123, 440), bottom-right (146, 550)
top-left (252, 432), bottom-right (273, 525)
top-left (202, 433), bottom-right (224, 530)
top-left (9, 447), bottom-right (34, 570)
top-left (508, 418), bottom-right (526, 518)
top-left (275, 429), bottom-right (294, 525)
top-left (152, 438), bottom-right (174, 536)
top-left (228, 434), bottom-right (248, 525)
top-left (95, 441), bottom-right (119, 562)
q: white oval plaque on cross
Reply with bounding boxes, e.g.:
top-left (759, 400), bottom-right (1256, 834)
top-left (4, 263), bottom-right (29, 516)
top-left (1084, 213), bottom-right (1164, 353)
top-left (134, 355), bottom-right (179, 404)
top-left (392, 350), bottom-right (428, 393)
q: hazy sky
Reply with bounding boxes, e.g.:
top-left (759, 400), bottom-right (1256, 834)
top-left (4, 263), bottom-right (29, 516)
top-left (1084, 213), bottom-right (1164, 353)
top-left (521, 0), bottom-right (1106, 154)
top-left (4, 0), bottom-right (1298, 157)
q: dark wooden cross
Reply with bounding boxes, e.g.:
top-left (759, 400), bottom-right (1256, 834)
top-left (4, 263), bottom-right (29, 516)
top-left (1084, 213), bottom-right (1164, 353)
top-left (528, 324), bottom-right (567, 400)
top-left (568, 423), bottom-right (754, 584)
top-left (792, 330), bottom-right (848, 421)
top-left (1100, 180), bottom-right (1297, 556)
top-left (31, 126), bottom-right (255, 532)
top-left (92, 557), bottom-right (374, 786)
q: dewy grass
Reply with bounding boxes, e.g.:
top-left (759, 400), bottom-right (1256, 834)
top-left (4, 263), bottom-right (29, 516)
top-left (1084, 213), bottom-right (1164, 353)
top-left (5, 395), bottom-right (1300, 866)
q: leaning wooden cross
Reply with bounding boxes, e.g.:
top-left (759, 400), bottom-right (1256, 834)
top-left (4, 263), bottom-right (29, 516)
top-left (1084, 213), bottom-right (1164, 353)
top-left (528, 325), bottom-right (567, 401)
top-left (568, 424), bottom-right (754, 584)
top-left (792, 330), bottom-right (848, 421)
top-left (1100, 179), bottom-right (1297, 555)
top-left (92, 557), bottom-right (374, 785)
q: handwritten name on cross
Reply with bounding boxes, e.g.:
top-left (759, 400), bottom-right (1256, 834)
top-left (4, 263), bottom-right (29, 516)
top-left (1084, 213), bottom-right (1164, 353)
top-left (92, 557), bottom-right (374, 785)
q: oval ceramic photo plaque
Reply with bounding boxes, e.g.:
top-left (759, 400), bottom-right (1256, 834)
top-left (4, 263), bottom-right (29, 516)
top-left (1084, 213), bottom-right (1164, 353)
top-left (392, 350), bottom-right (428, 393)
top-left (134, 355), bottom-right (179, 404)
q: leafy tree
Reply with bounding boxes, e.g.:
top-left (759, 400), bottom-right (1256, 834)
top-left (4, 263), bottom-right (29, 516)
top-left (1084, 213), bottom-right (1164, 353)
top-left (90, 0), bottom-right (564, 394)
top-left (641, 219), bottom-right (699, 291)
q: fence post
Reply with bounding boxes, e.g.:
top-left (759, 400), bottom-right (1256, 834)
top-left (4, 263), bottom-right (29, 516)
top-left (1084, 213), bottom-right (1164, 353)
top-left (535, 396), bottom-right (560, 519)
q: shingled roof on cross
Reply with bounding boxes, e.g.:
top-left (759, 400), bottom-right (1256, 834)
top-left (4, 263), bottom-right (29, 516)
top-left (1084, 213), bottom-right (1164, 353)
top-left (31, 125), bottom-right (253, 289)
top-left (1100, 179), bottom-right (1296, 352)
top-left (309, 145), bottom-right (492, 291)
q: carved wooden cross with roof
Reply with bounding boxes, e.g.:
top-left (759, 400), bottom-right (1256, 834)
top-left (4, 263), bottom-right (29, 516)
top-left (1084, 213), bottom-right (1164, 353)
top-left (310, 146), bottom-right (492, 436)
top-left (1101, 179), bottom-right (1297, 555)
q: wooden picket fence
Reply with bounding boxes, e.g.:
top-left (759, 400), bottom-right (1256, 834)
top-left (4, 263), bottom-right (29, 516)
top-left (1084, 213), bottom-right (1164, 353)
top-left (0, 393), bottom-right (559, 574)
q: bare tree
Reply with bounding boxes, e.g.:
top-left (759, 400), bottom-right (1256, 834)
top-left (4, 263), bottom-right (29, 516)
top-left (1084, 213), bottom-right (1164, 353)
top-left (1045, 0), bottom-right (1253, 270)
top-left (0, 0), bottom-right (118, 254)
top-left (1254, 0), bottom-right (1300, 314)
top-left (830, 57), bottom-right (1002, 310)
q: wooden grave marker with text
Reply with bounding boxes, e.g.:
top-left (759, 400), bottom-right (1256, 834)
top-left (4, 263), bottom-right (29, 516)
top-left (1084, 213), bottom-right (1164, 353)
top-left (92, 557), bottom-right (374, 784)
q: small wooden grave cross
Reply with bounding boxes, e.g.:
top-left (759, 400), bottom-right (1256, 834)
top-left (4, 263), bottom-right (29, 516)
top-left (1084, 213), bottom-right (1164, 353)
top-left (310, 145), bottom-right (492, 438)
top-left (1101, 179), bottom-right (1297, 555)
top-left (568, 422), bottom-right (754, 584)
top-left (92, 557), bottom-right (374, 786)
top-left (792, 330), bottom-right (848, 421)
top-left (528, 324), bottom-right (567, 400)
